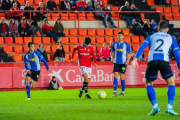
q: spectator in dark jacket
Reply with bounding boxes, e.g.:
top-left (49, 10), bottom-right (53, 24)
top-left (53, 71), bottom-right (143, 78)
top-left (24, 1), bottom-right (38, 27)
top-left (10, 3), bottom-right (20, 22)
top-left (88, 0), bottom-right (98, 10)
top-left (60, 0), bottom-right (72, 10)
top-left (119, 1), bottom-right (135, 27)
top-left (0, 17), bottom-right (11, 37)
top-left (143, 19), bottom-right (154, 38)
top-left (37, 43), bottom-right (48, 61)
top-left (95, 4), bottom-right (116, 28)
top-left (2, 0), bottom-right (11, 10)
top-left (36, 2), bottom-right (47, 21)
top-left (11, 0), bottom-right (21, 9)
top-left (130, 4), bottom-right (144, 26)
top-left (130, 19), bottom-right (146, 37)
top-left (155, 0), bottom-right (167, 6)
top-left (27, 19), bottom-right (43, 37)
top-left (53, 18), bottom-right (65, 38)
top-left (54, 45), bottom-right (65, 62)
top-left (9, 18), bottom-right (20, 37)
top-left (18, 17), bottom-right (29, 37)
top-left (48, 76), bottom-right (59, 90)
top-left (45, 0), bottom-right (57, 10)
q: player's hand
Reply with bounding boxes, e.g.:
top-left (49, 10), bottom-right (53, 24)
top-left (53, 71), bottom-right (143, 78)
top-left (131, 58), bottom-right (138, 69)
top-left (71, 59), bottom-right (75, 63)
top-left (125, 60), bottom-right (129, 65)
top-left (47, 68), bottom-right (50, 71)
top-left (27, 69), bottom-right (31, 74)
top-left (94, 63), bottom-right (97, 68)
top-left (111, 58), bottom-right (114, 63)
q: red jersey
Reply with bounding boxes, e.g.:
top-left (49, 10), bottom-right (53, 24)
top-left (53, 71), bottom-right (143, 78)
top-left (72, 44), bottom-right (97, 67)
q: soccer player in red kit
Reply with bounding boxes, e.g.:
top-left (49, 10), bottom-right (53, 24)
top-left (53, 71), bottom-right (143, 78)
top-left (71, 37), bottom-right (97, 99)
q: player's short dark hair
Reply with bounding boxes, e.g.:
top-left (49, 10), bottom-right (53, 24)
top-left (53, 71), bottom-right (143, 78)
top-left (27, 42), bottom-right (34, 48)
top-left (158, 20), bottom-right (168, 31)
top-left (84, 37), bottom-right (91, 45)
top-left (118, 32), bottom-right (124, 36)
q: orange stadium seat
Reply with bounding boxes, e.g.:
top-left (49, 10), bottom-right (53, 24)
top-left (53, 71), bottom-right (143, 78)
top-left (52, 13), bottom-right (60, 20)
top-left (122, 29), bottom-right (130, 36)
top-left (47, 13), bottom-right (51, 20)
top-left (0, 13), bottom-right (6, 18)
top-left (73, 54), bottom-right (78, 61)
top-left (4, 37), bottom-right (13, 44)
top-left (144, 53), bottom-right (148, 60)
top-left (70, 45), bottom-right (76, 52)
top-left (64, 45), bottom-right (70, 52)
top-left (114, 29), bottom-right (121, 36)
top-left (43, 0), bottom-right (47, 5)
top-left (24, 37), bottom-right (32, 44)
top-left (79, 37), bottom-right (85, 43)
top-left (105, 37), bottom-right (113, 44)
top-left (111, 6), bottom-right (118, 11)
top-left (61, 13), bottom-right (69, 20)
top-left (96, 37), bottom-right (104, 44)
top-left (166, 0), bottom-right (170, 4)
top-left (131, 36), bottom-right (140, 43)
top-left (144, 47), bottom-right (149, 52)
top-left (4, 46), bottom-right (14, 53)
top-left (33, 37), bottom-right (41, 44)
top-left (105, 29), bottom-right (113, 36)
top-left (47, 54), bottom-right (51, 62)
top-left (61, 37), bottom-right (69, 44)
top-left (13, 54), bottom-right (23, 62)
top-left (147, 0), bottom-right (154, 5)
top-left (52, 45), bottom-right (59, 52)
top-left (156, 7), bottom-right (163, 13)
top-left (42, 37), bottom-right (51, 44)
top-left (79, 14), bottom-right (86, 20)
top-left (88, 29), bottom-right (96, 36)
top-left (65, 54), bottom-right (70, 61)
top-left (44, 45), bottom-right (51, 53)
top-left (164, 7), bottom-right (171, 13)
top-left (69, 13), bottom-right (77, 20)
top-left (79, 29), bottom-right (87, 36)
top-left (141, 13), bottom-right (146, 20)
top-left (112, 14), bottom-right (118, 20)
top-left (172, 7), bottom-right (179, 13)
top-left (14, 46), bottom-right (23, 53)
top-left (23, 46), bottom-right (29, 53)
top-left (114, 37), bottom-right (118, 41)
top-left (132, 44), bottom-right (140, 51)
top-left (171, 0), bottom-right (178, 5)
top-left (87, 14), bottom-right (95, 20)
top-left (97, 45), bottom-right (103, 52)
top-left (54, 0), bottom-right (60, 5)
top-left (35, 0), bottom-right (42, 5)
top-left (140, 36), bottom-right (145, 43)
top-left (173, 13), bottom-right (180, 20)
top-left (91, 45), bottom-right (97, 52)
top-left (97, 29), bottom-right (105, 36)
top-left (19, 0), bottom-right (25, 5)
top-left (90, 37), bottom-right (96, 44)
top-left (35, 45), bottom-right (38, 50)
top-left (26, 0), bottom-right (35, 5)
top-left (165, 13), bottom-right (173, 20)
top-left (70, 37), bottom-right (78, 44)
top-left (0, 37), bottom-right (4, 44)
top-left (64, 29), bottom-right (69, 36)
top-left (123, 36), bottom-right (131, 44)
top-left (70, 29), bottom-right (78, 36)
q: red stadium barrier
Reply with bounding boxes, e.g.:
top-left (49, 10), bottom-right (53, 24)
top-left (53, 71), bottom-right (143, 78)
top-left (0, 61), bottom-right (179, 91)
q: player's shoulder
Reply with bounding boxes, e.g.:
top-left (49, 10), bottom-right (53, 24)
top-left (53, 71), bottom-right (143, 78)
top-left (123, 42), bottom-right (130, 46)
top-left (151, 32), bottom-right (172, 38)
top-left (34, 50), bottom-right (42, 56)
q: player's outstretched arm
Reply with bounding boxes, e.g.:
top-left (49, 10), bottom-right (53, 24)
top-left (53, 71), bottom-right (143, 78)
top-left (24, 54), bottom-right (29, 71)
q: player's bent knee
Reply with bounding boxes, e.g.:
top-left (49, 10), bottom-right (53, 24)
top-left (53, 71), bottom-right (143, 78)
top-left (166, 76), bottom-right (175, 86)
top-left (145, 78), bottom-right (153, 86)
top-left (26, 77), bottom-right (31, 86)
top-left (120, 73), bottom-right (125, 80)
top-left (114, 72), bottom-right (119, 78)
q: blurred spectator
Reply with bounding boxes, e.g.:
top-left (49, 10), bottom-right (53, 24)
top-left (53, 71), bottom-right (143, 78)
top-left (88, 0), bottom-right (98, 10)
top-left (60, 0), bottom-right (72, 10)
top-left (0, 55), bottom-right (3, 63)
top-left (36, 2), bottom-right (47, 21)
top-left (142, 0), bottom-right (145, 2)
top-left (42, 18), bottom-right (60, 43)
top-left (27, 19), bottom-right (43, 37)
top-left (109, 40), bottom-right (113, 52)
top-left (151, 19), bottom-right (158, 31)
top-left (155, 0), bottom-right (167, 6)
top-left (54, 45), bottom-right (65, 62)
top-left (18, 17), bottom-right (29, 37)
top-left (53, 18), bottom-right (65, 39)
top-left (97, 0), bottom-right (105, 8)
top-left (9, 18), bottom-right (20, 37)
top-left (138, 52), bottom-right (146, 61)
top-left (11, 0), bottom-right (21, 9)
top-left (100, 56), bottom-right (106, 62)
top-left (169, 35), bottom-right (177, 60)
top-left (95, 4), bottom-right (116, 28)
top-left (2, 0), bottom-right (11, 10)
top-left (24, 1), bottom-right (38, 27)
top-left (0, 17), bottom-right (11, 37)
top-left (10, 3), bottom-right (20, 22)
top-left (0, 2), bottom-right (2, 10)
top-left (119, 1), bottom-right (135, 27)
top-left (76, 0), bottom-right (91, 11)
top-left (130, 19), bottom-right (146, 37)
top-left (46, 0), bottom-right (57, 10)
top-left (70, 0), bottom-right (78, 7)
top-left (143, 19), bottom-right (154, 37)
top-left (48, 76), bottom-right (59, 90)
top-left (54, 57), bottom-right (60, 62)
top-left (37, 43), bottom-right (48, 61)
top-left (100, 42), bottom-right (110, 61)
top-left (130, 4), bottom-right (144, 25)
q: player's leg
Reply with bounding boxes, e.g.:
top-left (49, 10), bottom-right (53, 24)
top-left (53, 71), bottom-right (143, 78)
top-left (31, 71), bottom-right (40, 88)
top-left (83, 74), bottom-right (91, 99)
top-left (112, 63), bottom-right (119, 97)
top-left (118, 64), bottom-right (126, 96)
top-left (25, 76), bottom-right (31, 100)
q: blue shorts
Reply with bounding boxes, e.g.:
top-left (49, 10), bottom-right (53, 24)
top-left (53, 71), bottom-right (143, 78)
top-left (26, 70), bottom-right (40, 82)
top-left (113, 63), bottom-right (127, 74)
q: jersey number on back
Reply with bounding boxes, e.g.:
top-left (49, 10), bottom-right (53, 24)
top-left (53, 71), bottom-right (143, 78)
top-left (154, 39), bottom-right (164, 52)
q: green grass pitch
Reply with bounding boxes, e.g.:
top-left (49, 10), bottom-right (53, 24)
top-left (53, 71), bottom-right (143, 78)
top-left (0, 87), bottom-right (180, 120)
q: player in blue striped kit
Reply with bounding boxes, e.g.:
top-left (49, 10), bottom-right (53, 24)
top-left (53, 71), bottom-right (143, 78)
top-left (132, 21), bottom-right (180, 116)
top-left (111, 32), bottom-right (133, 97)
top-left (24, 42), bottom-right (50, 100)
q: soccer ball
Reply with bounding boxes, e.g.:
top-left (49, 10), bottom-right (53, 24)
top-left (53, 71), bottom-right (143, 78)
top-left (98, 90), bottom-right (106, 99)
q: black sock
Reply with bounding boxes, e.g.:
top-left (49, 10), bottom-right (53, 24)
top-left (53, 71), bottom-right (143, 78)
top-left (82, 82), bottom-right (88, 94)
